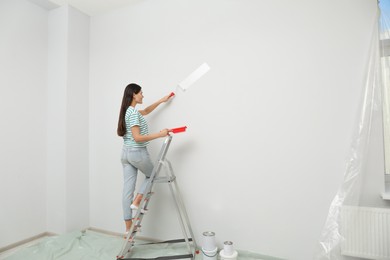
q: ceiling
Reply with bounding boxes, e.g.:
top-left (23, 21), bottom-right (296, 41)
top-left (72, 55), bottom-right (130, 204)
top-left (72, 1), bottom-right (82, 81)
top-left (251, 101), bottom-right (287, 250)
top-left (28, 0), bottom-right (139, 16)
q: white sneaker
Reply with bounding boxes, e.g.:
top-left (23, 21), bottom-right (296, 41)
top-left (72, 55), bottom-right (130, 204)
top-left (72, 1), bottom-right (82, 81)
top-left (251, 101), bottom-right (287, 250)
top-left (131, 204), bottom-right (148, 214)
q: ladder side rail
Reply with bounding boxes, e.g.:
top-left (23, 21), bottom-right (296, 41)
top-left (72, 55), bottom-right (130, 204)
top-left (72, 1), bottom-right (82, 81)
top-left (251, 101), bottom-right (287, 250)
top-left (143, 136), bottom-right (172, 188)
top-left (150, 136), bottom-right (172, 180)
top-left (164, 161), bottom-right (192, 246)
top-left (164, 160), bottom-right (197, 255)
top-left (117, 239), bottom-right (132, 259)
top-left (118, 208), bottom-right (145, 257)
top-left (167, 182), bottom-right (193, 254)
top-left (118, 207), bottom-right (148, 258)
top-left (171, 180), bottom-right (197, 253)
top-left (172, 181), bottom-right (197, 251)
top-left (118, 226), bottom-right (135, 259)
top-left (166, 161), bottom-right (198, 250)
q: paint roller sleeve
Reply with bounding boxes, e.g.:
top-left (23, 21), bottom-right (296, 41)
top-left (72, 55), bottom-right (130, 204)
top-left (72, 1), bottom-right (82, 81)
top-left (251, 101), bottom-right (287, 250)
top-left (178, 63), bottom-right (210, 91)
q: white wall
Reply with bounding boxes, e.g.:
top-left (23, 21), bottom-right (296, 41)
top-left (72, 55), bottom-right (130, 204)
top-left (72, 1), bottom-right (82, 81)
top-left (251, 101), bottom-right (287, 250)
top-left (46, 4), bottom-right (67, 235)
top-left (66, 4), bottom-right (90, 233)
top-left (0, 0), bottom-right (48, 247)
top-left (46, 5), bottom-right (90, 234)
top-left (89, 0), bottom-right (380, 259)
top-left (0, 0), bottom-right (90, 247)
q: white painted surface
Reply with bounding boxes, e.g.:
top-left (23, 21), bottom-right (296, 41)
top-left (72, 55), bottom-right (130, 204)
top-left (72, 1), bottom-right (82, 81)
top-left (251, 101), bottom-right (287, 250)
top-left (46, 5), bottom-right (90, 234)
top-left (178, 63), bottom-right (210, 91)
top-left (89, 0), bottom-right (380, 259)
top-left (65, 4), bottom-right (90, 233)
top-left (46, 4), bottom-right (68, 235)
top-left (0, 0), bottom-right (90, 246)
top-left (0, 0), bottom-right (48, 248)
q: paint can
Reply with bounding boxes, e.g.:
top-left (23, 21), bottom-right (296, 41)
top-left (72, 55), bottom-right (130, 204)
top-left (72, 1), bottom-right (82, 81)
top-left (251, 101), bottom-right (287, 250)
top-left (202, 231), bottom-right (216, 251)
top-left (223, 241), bottom-right (234, 255)
top-left (219, 241), bottom-right (238, 260)
top-left (202, 231), bottom-right (217, 260)
top-left (202, 247), bottom-right (218, 260)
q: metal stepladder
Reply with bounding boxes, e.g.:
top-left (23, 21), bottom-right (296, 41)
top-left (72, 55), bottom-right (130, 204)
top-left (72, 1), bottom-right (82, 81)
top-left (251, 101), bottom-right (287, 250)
top-left (117, 134), bottom-right (198, 260)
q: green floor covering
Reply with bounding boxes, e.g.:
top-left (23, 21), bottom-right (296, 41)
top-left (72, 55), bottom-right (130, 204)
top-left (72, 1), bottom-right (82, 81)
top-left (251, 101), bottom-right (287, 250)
top-left (3, 230), bottom-right (284, 260)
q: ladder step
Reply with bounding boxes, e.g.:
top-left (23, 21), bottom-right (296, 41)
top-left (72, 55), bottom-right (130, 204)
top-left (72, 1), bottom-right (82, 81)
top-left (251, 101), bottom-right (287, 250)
top-left (131, 209), bottom-right (148, 214)
top-left (153, 176), bottom-right (176, 183)
top-left (124, 233), bottom-right (137, 241)
top-left (121, 253), bottom-right (194, 260)
top-left (136, 238), bottom-right (193, 246)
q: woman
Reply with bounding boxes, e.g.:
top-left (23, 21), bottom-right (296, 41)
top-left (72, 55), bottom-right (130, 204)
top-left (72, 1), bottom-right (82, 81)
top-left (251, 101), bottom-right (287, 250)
top-left (117, 83), bottom-right (171, 235)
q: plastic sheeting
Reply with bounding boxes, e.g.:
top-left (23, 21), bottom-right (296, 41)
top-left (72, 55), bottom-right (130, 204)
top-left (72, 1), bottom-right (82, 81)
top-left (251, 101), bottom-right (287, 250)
top-left (381, 1), bottom-right (390, 177)
top-left (2, 230), bottom-right (284, 260)
top-left (315, 1), bottom-right (390, 259)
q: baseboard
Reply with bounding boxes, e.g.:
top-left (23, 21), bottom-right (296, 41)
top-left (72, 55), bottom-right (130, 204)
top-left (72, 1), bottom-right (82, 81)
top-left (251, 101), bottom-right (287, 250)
top-left (0, 232), bottom-right (56, 253)
top-left (86, 227), bottom-right (123, 237)
top-left (86, 227), bottom-right (162, 243)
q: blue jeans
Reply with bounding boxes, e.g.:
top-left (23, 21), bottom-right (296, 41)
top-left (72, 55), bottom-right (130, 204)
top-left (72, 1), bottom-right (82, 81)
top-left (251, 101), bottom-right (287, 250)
top-left (121, 146), bottom-right (154, 221)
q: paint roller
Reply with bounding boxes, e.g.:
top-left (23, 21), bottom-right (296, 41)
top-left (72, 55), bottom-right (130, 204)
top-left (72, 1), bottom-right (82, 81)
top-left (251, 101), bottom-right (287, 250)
top-left (165, 64), bottom-right (210, 132)
top-left (168, 63), bottom-right (210, 97)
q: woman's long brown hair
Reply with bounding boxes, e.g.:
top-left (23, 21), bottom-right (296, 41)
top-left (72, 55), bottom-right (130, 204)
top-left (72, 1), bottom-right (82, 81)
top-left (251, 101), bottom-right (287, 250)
top-left (117, 83), bottom-right (141, 136)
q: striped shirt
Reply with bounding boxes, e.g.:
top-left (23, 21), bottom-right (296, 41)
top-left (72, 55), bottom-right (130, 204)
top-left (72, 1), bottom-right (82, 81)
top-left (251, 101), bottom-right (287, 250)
top-left (123, 106), bottom-right (149, 147)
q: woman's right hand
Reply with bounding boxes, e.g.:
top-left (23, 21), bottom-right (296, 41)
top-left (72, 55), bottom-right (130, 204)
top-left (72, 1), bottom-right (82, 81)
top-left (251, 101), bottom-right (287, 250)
top-left (159, 128), bottom-right (170, 137)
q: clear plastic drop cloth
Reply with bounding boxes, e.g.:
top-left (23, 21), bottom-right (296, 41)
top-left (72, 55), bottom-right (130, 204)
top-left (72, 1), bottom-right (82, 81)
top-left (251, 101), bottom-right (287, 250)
top-left (2, 230), bottom-right (284, 260)
top-left (315, 1), bottom-right (390, 259)
top-left (2, 231), bottom-right (194, 260)
top-left (3, 231), bottom-right (124, 260)
top-left (381, 1), bottom-right (390, 178)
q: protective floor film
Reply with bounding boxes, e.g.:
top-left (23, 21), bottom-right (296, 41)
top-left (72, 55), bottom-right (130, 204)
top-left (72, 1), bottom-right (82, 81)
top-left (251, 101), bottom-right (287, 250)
top-left (3, 230), bottom-right (283, 260)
